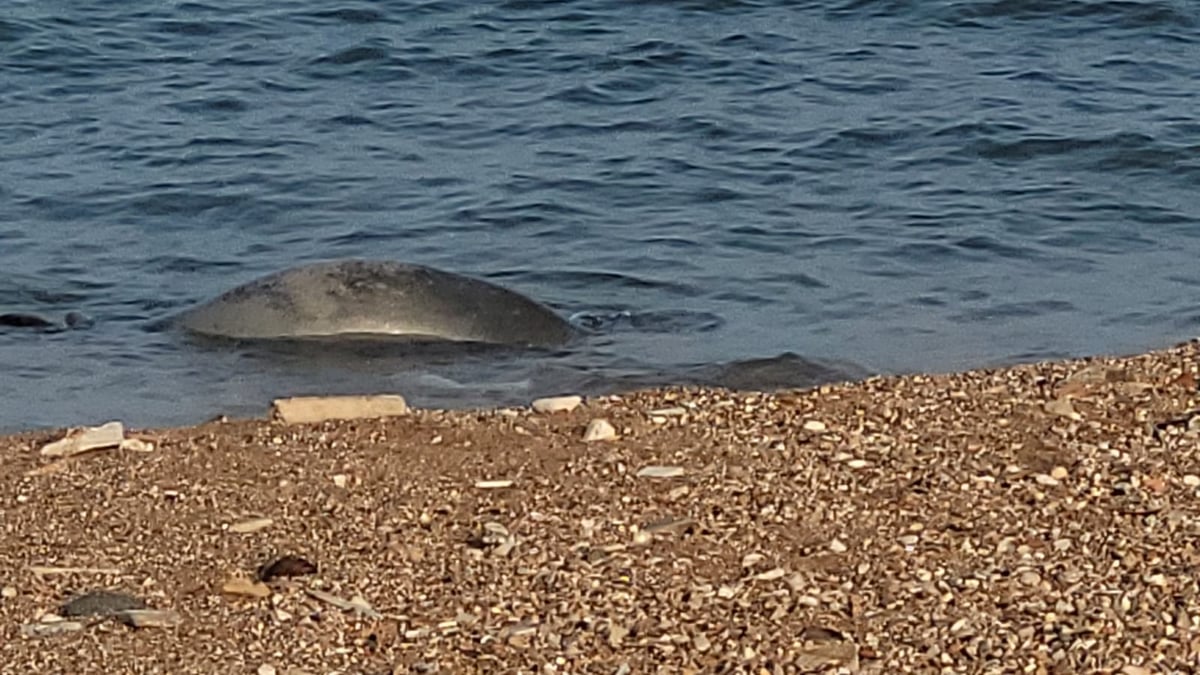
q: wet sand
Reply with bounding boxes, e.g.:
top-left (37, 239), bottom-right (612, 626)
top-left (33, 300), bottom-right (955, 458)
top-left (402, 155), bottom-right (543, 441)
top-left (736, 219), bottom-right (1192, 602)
top-left (2, 340), bottom-right (1198, 674)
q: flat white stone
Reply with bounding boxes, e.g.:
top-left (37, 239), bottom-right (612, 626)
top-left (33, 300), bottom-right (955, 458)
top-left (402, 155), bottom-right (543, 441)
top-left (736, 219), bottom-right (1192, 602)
top-left (582, 418), bottom-right (617, 442)
top-left (272, 395), bottom-right (408, 424)
top-left (40, 421), bottom-right (125, 457)
top-left (531, 395), bottom-right (582, 413)
top-left (636, 465), bottom-right (685, 479)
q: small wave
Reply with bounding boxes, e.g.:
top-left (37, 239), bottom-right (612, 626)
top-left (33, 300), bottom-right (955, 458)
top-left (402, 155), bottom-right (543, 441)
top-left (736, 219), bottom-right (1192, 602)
top-left (569, 309), bottom-right (725, 334)
top-left (301, 8), bottom-right (388, 25)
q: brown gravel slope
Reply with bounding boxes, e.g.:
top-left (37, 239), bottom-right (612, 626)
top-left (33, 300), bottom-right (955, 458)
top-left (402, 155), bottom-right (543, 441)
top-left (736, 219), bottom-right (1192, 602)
top-left (2, 341), bottom-right (1200, 675)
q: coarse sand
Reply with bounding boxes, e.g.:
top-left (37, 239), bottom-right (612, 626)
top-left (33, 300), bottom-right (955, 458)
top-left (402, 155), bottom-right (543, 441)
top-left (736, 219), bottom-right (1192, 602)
top-left (2, 340), bottom-right (1199, 674)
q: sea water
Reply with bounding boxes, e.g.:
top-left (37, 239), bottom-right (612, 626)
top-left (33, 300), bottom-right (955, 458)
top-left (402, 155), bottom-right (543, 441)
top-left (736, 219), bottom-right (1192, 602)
top-left (2, 1), bottom-right (1198, 431)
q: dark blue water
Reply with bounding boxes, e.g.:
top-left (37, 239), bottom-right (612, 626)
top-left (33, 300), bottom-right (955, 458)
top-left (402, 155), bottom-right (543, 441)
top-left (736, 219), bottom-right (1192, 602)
top-left (2, 1), bottom-right (1198, 431)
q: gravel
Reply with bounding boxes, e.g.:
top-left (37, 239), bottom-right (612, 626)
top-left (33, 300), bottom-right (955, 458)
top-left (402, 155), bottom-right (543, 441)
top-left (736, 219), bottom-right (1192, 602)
top-left (1, 339), bottom-right (1199, 673)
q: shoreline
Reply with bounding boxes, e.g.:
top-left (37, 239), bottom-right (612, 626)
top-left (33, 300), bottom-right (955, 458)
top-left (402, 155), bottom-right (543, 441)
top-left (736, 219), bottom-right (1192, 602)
top-left (2, 340), bottom-right (1198, 673)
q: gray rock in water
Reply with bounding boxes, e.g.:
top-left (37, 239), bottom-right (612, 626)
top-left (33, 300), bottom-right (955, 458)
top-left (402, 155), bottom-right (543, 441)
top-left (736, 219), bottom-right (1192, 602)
top-left (0, 311), bottom-right (90, 333)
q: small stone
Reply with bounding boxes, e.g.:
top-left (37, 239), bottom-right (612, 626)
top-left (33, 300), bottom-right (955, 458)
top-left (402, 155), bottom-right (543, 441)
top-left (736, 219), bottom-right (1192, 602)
top-left (693, 633), bottom-right (712, 652)
top-left (40, 421), bottom-right (125, 457)
top-left (741, 552), bottom-right (766, 568)
top-left (1050, 466), bottom-right (1069, 480)
top-left (272, 395), bottom-right (408, 424)
top-left (258, 555), bottom-right (318, 582)
top-left (117, 609), bottom-right (182, 628)
top-left (754, 567), bottom-right (786, 581)
top-left (642, 517), bottom-right (696, 534)
top-left (475, 479), bottom-right (515, 489)
top-left (582, 418), bottom-right (617, 442)
top-left (1184, 474), bottom-right (1200, 487)
top-left (258, 665), bottom-right (278, 675)
top-left (21, 621), bottom-right (85, 638)
top-left (802, 420), bottom-right (827, 432)
top-left (1034, 473), bottom-right (1059, 486)
top-left (636, 465), bottom-right (685, 479)
top-left (494, 538), bottom-right (518, 557)
top-left (229, 517), bottom-right (274, 534)
top-left (846, 459), bottom-right (869, 469)
top-left (332, 474), bottom-right (349, 488)
top-left (119, 438), bottom-right (155, 452)
top-left (829, 539), bottom-right (848, 553)
top-left (648, 407), bottom-right (687, 417)
top-left (531, 395), bottom-right (582, 413)
top-left (222, 578), bottom-right (272, 598)
top-left (1019, 571), bottom-right (1041, 587)
top-left (305, 589), bottom-right (382, 619)
top-left (1, 586), bottom-right (16, 599)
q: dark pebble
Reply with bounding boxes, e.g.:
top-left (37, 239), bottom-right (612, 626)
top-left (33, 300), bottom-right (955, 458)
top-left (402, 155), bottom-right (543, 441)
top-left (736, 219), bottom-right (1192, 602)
top-left (259, 555), bottom-right (318, 581)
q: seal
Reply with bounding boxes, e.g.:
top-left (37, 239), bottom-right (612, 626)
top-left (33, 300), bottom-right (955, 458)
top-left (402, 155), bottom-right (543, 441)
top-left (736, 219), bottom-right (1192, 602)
top-left (173, 260), bottom-right (576, 347)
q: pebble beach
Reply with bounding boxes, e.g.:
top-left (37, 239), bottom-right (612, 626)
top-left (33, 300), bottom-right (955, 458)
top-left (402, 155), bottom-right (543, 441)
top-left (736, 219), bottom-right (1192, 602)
top-left (2, 341), bottom-right (1199, 674)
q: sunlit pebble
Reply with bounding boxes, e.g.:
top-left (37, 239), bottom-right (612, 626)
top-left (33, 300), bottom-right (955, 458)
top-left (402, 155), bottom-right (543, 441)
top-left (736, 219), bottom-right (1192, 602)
top-left (531, 395), bottom-right (582, 414)
top-left (1184, 474), bottom-right (1200, 487)
top-left (582, 418), bottom-right (617, 442)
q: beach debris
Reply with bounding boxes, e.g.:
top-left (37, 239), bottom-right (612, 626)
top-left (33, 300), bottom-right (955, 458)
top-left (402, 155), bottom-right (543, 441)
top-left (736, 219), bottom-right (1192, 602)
top-left (119, 437), bottom-right (155, 452)
top-left (116, 609), bottom-right (182, 628)
top-left (582, 418), bottom-right (616, 442)
top-left (802, 419), bottom-right (828, 432)
top-left (39, 421), bottom-right (125, 457)
top-left (636, 465), bottom-right (685, 479)
top-left (21, 618), bottom-right (86, 638)
top-left (228, 517), bottom-right (274, 534)
top-left (259, 555), bottom-right (318, 582)
top-left (221, 578), bottom-right (271, 599)
top-left (531, 395), bottom-right (582, 413)
top-left (60, 590), bottom-right (148, 617)
top-left (474, 479), bottom-right (514, 489)
top-left (305, 588), bottom-right (382, 619)
top-left (271, 395), bottom-right (408, 425)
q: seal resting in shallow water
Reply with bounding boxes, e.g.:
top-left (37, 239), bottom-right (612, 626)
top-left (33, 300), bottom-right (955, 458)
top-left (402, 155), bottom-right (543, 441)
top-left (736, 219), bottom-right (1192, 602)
top-left (173, 260), bottom-right (576, 347)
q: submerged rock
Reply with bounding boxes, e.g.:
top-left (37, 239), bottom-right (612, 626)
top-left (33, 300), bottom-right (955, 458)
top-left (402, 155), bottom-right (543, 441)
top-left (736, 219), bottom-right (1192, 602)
top-left (0, 311), bottom-right (90, 333)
